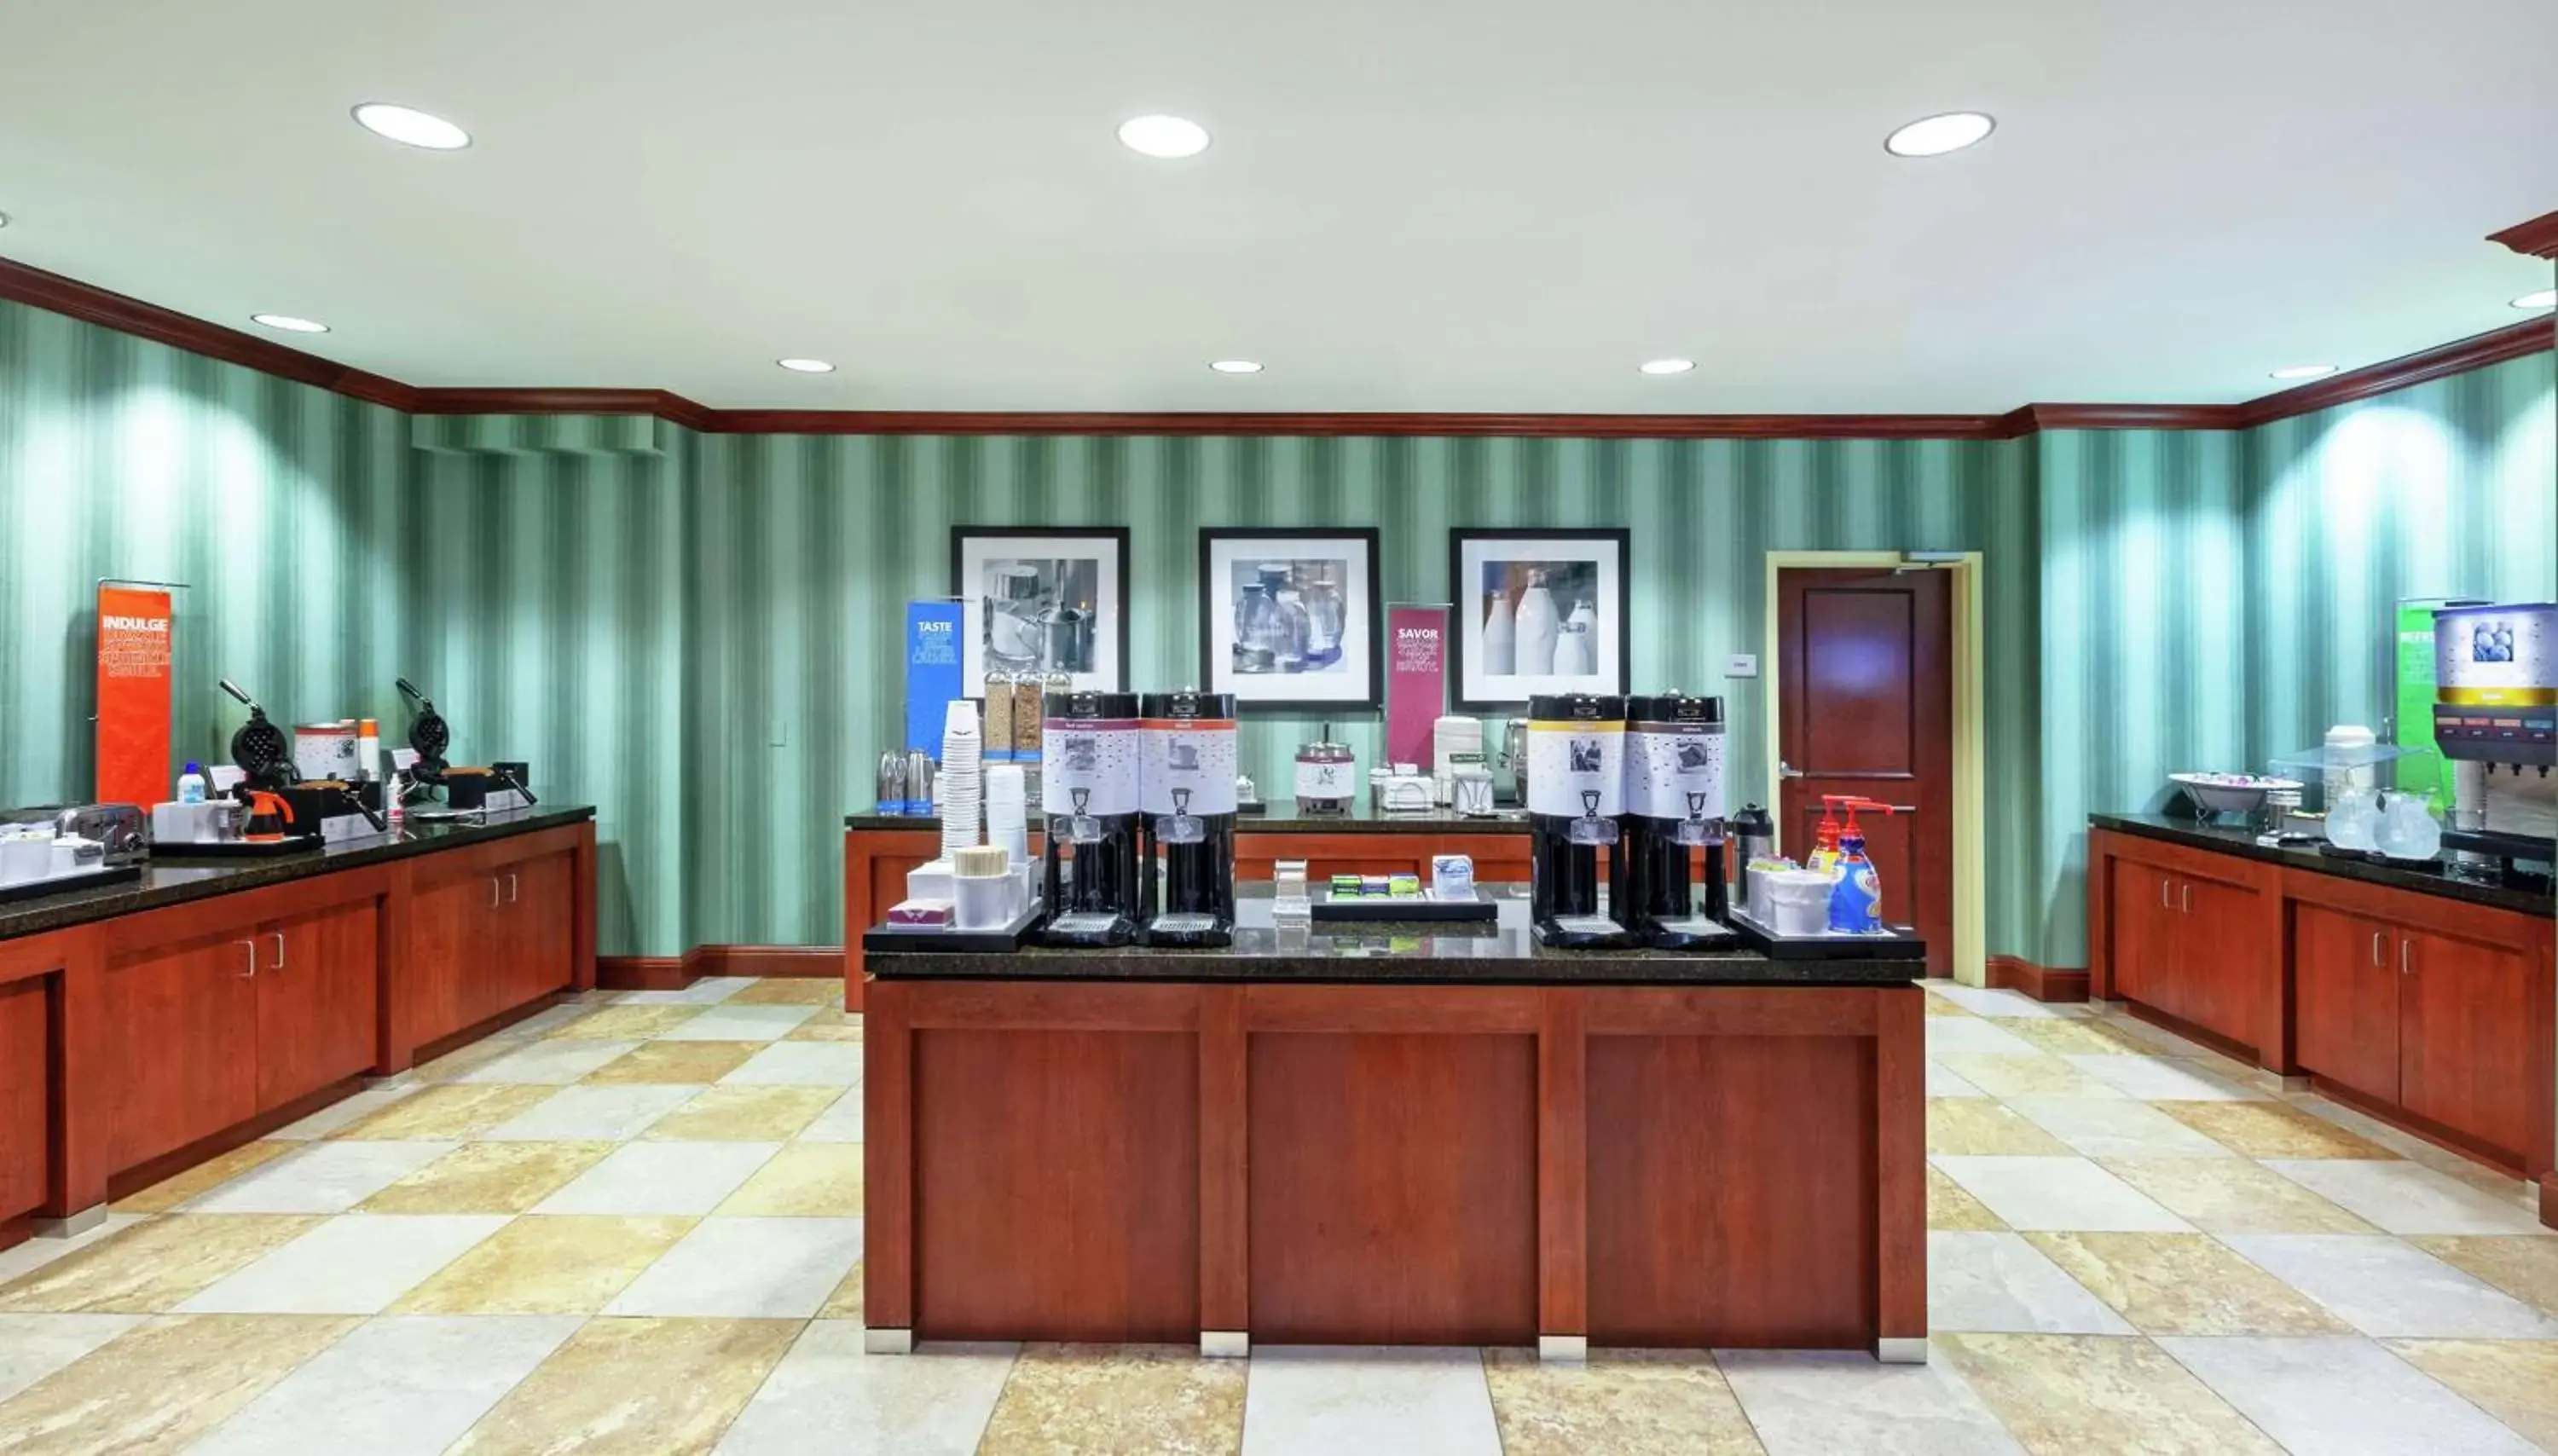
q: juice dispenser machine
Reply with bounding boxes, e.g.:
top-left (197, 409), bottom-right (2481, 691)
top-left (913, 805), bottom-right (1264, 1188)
top-left (1621, 692), bottom-right (1735, 948)
top-left (2432, 601), bottom-right (2556, 879)
top-left (1525, 693), bottom-right (1636, 948)
top-left (1138, 690), bottom-right (1239, 947)
top-left (1038, 690), bottom-right (1144, 946)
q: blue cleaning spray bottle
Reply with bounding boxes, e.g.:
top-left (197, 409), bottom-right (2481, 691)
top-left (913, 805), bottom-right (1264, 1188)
top-left (1826, 799), bottom-right (1895, 933)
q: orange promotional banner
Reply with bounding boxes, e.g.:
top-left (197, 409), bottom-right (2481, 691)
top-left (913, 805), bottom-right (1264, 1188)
top-left (95, 586), bottom-right (174, 807)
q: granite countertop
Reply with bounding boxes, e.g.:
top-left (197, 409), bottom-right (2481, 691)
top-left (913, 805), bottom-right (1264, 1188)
top-left (2092, 813), bottom-right (2553, 917)
top-left (0, 806), bottom-right (597, 941)
top-left (848, 803), bottom-right (1531, 835)
top-left (866, 884), bottom-right (1919, 987)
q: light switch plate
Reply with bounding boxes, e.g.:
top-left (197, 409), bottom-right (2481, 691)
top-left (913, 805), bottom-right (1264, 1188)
top-left (1725, 654), bottom-right (1759, 678)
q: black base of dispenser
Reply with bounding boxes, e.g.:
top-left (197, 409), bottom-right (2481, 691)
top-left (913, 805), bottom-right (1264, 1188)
top-left (1138, 913), bottom-right (1233, 948)
top-left (1532, 915), bottom-right (1639, 950)
top-left (1037, 910), bottom-right (1137, 948)
top-left (1641, 914), bottom-right (1743, 951)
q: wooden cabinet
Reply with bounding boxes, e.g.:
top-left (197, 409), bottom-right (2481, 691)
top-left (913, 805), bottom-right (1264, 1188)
top-left (2094, 837), bottom-right (2273, 1057)
top-left (0, 968), bottom-right (51, 1228)
top-left (2399, 924), bottom-right (2537, 1162)
top-left (100, 931), bottom-right (263, 1170)
top-left (400, 844), bottom-right (578, 1049)
top-left (254, 904), bottom-right (379, 1112)
top-left (2293, 901), bottom-right (2401, 1104)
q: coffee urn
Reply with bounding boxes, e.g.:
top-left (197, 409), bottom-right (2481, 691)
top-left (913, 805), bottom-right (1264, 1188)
top-left (1525, 693), bottom-right (1636, 948)
top-left (1138, 690), bottom-right (1239, 947)
top-left (1621, 692), bottom-right (1735, 948)
top-left (1038, 690), bottom-right (1144, 946)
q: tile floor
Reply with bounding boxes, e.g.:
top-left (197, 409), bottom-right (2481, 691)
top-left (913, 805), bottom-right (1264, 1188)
top-left (0, 976), bottom-right (2549, 1453)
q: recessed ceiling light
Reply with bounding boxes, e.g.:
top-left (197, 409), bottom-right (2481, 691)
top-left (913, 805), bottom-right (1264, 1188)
top-left (251, 314), bottom-right (330, 334)
top-left (1118, 115), bottom-right (1210, 159)
top-left (1884, 112), bottom-right (1996, 158)
top-left (351, 102), bottom-right (471, 151)
top-left (776, 358), bottom-right (835, 373)
top-left (1639, 358), bottom-right (1696, 376)
top-left (2269, 363), bottom-right (2338, 380)
top-left (2515, 289), bottom-right (2557, 310)
top-left (1209, 359), bottom-right (1263, 374)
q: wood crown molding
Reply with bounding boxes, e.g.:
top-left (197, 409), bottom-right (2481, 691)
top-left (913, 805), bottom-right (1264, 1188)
top-left (4, 254), bottom-right (2549, 440)
top-left (2490, 209), bottom-right (2558, 259)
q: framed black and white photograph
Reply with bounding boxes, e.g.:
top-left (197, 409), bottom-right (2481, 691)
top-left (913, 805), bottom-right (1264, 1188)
top-left (1198, 527), bottom-right (1382, 709)
top-left (951, 527), bottom-right (1131, 696)
top-left (1448, 527), bottom-right (1630, 709)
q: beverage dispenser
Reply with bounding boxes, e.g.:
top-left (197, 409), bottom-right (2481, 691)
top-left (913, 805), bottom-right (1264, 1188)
top-left (1621, 692), bottom-right (1733, 947)
top-left (1525, 693), bottom-right (1636, 948)
top-left (1138, 690), bottom-right (1239, 947)
top-left (2432, 602), bottom-right (2557, 876)
top-left (1038, 690), bottom-right (1144, 945)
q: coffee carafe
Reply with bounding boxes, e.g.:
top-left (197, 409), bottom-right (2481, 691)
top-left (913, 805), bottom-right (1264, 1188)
top-left (1525, 693), bottom-right (1636, 948)
top-left (1138, 690), bottom-right (1239, 947)
top-left (1038, 690), bottom-right (1143, 946)
top-left (1622, 693), bottom-right (1734, 949)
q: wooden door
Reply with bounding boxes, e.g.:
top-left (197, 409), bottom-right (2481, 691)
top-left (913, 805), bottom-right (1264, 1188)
top-left (2293, 902), bottom-right (2400, 1104)
top-left (2174, 876), bottom-right (2264, 1051)
top-left (256, 903), bottom-right (381, 1112)
top-left (2108, 860), bottom-right (2167, 1005)
top-left (99, 933), bottom-right (261, 1170)
top-left (506, 852), bottom-right (576, 1007)
top-left (1778, 568), bottom-right (1954, 976)
top-left (2399, 925), bottom-right (2533, 1159)
top-left (404, 872), bottom-right (490, 1046)
top-left (0, 976), bottom-right (49, 1222)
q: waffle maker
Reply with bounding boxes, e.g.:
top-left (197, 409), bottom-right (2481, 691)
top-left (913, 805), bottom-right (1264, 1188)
top-left (396, 678), bottom-right (451, 785)
top-left (218, 679), bottom-right (295, 793)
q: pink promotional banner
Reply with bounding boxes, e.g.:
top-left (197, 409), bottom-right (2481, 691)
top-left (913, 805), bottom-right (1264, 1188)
top-left (1384, 604), bottom-right (1449, 770)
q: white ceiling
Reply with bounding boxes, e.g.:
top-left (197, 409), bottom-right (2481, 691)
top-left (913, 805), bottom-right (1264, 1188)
top-left (1, 0), bottom-right (2553, 413)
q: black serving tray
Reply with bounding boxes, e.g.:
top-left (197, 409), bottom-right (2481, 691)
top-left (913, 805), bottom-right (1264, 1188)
top-left (0, 863), bottom-right (142, 905)
top-left (1728, 908), bottom-right (1926, 961)
top-left (1311, 887), bottom-right (1497, 924)
top-left (863, 899), bottom-right (1046, 955)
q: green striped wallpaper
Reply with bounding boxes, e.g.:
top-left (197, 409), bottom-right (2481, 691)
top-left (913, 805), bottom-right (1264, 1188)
top-left (3, 297), bottom-right (2549, 965)
top-left (0, 300), bottom-right (409, 806)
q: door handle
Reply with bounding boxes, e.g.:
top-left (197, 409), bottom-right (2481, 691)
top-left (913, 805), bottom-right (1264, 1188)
top-left (235, 939), bottom-right (258, 979)
top-left (2179, 883), bottom-right (2191, 914)
top-left (2400, 939), bottom-right (2412, 976)
top-left (506, 871), bottom-right (519, 904)
top-left (2161, 880), bottom-right (2172, 910)
top-left (270, 931), bottom-right (286, 972)
top-left (1778, 760), bottom-right (1805, 779)
top-left (2371, 931), bottom-right (2385, 967)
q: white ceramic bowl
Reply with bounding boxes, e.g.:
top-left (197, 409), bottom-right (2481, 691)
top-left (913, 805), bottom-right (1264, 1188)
top-left (2169, 772), bottom-right (2301, 817)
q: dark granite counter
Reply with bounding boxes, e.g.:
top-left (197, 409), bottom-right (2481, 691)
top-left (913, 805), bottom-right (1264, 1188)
top-left (848, 803), bottom-right (1530, 835)
top-left (0, 806), bottom-right (597, 942)
top-left (867, 884), bottom-right (1918, 986)
top-left (2092, 813), bottom-right (2552, 917)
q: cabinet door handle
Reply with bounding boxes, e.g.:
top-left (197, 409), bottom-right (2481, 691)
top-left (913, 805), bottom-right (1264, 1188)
top-left (2371, 931), bottom-right (2385, 967)
top-left (2179, 883), bottom-right (2191, 914)
top-left (2400, 939), bottom-right (2412, 976)
top-left (236, 939), bottom-right (258, 978)
top-left (506, 871), bottom-right (519, 904)
top-left (270, 931), bottom-right (286, 972)
top-left (2160, 879), bottom-right (2172, 910)
top-left (490, 876), bottom-right (503, 908)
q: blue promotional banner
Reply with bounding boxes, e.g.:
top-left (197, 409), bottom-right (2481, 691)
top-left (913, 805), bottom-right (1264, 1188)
top-left (905, 601), bottom-right (964, 760)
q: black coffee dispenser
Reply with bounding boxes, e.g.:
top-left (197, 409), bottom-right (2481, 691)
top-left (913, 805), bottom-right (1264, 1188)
top-left (1526, 693), bottom-right (1638, 949)
top-left (1137, 690), bottom-right (1238, 947)
top-left (1621, 693), bottom-right (1735, 949)
top-left (1038, 690), bottom-right (1144, 946)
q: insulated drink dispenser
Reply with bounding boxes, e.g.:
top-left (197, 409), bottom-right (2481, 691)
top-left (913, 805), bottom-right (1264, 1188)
top-left (1038, 690), bottom-right (1143, 946)
top-left (1138, 690), bottom-right (1239, 947)
top-left (1622, 692), bottom-right (1732, 947)
top-left (1525, 693), bottom-right (1636, 948)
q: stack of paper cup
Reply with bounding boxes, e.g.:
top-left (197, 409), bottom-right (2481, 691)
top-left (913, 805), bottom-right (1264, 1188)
top-left (940, 700), bottom-right (983, 858)
top-left (985, 764), bottom-right (1031, 868)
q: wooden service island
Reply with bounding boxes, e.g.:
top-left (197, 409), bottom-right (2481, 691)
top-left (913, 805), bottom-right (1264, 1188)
top-left (860, 888), bottom-right (1927, 1362)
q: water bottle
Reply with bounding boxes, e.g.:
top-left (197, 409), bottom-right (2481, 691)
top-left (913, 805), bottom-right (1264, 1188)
top-left (177, 762), bottom-right (208, 804)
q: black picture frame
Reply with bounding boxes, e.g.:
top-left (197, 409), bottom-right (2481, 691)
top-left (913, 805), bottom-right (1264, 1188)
top-left (1197, 526), bottom-right (1385, 711)
top-left (1446, 526), bottom-right (1633, 711)
top-left (949, 525), bottom-right (1133, 694)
